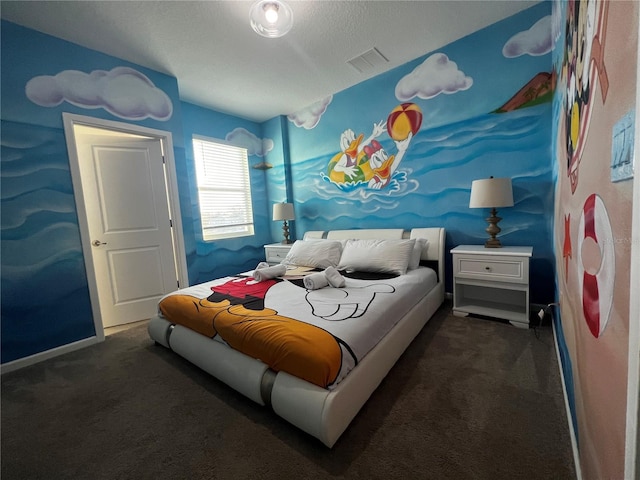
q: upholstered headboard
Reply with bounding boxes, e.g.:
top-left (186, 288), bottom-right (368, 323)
top-left (303, 227), bottom-right (446, 283)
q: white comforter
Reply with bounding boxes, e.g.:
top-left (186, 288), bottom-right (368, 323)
top-left (158, 267), bottom-right (436, 389)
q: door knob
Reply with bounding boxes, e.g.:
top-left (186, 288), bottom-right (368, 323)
top-left (92, 240), bottom-right (107, 247)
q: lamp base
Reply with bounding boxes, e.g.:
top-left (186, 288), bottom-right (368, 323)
top-left (484, 238), bottom-right (503, 248)
top-left (484, 208), bottom-right (504, 248)
top-left (281, 220), bottom-right (291, 244)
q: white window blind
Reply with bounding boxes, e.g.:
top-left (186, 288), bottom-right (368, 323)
top-left (193, 136), bottom-right (254, 241)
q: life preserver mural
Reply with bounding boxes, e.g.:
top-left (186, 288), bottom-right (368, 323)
top-left (562, 213), bottom-right (572, 278)
top-left (577, 193), bottom-right (615, 338)
top-left (561, 195), bottom-right (616, 339)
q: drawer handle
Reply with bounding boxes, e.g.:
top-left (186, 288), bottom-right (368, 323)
top-left (485, 266), bottom-right (491, 271)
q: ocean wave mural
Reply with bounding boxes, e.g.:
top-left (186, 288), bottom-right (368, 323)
top-left (1, 121), bottom-right (94, 363)
top-left (289, 104), bottom-right (554, 302)
top-left (294, 106), bottom-right (549, 209)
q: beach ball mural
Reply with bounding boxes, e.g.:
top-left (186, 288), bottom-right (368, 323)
top-left (387, 103), bottom-right (423, 141)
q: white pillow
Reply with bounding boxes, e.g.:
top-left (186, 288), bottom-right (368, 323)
top-left (408, 238), bottom-right (429, 270)
top-left (338, 239), bottom-right (416, 275)
top-left (283, 240), bottom-right (343, 268)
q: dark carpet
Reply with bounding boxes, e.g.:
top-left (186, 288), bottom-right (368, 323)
top-left (1, 303), bottom-right (575, 479)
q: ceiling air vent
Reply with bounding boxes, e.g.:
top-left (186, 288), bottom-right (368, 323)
top-left (347, 47), bottom-right (389, 73)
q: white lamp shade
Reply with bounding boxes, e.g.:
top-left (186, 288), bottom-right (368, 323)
top-left (469, 177), bottom-right (514, 208)
top-left (250, 0), bottom-right (293, 38)
top-left (273, 202), bottom-right (295, 221)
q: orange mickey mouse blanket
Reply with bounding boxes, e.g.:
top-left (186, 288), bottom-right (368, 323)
top-left (158, 269), bottom-right (436, 389)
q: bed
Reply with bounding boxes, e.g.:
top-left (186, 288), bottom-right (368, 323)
top-left (148, 227), bottom-right (445, 447)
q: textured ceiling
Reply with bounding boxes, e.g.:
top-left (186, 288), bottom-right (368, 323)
top-left (1, 1), bottom-right (539, 122)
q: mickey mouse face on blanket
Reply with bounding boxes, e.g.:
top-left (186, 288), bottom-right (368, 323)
top-left (159, 278), bottom-right (356, 389)
top-left (305, 283), bottom-right (395, 321)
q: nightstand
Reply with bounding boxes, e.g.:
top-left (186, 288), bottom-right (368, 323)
top-left (451, 245), bottom-right (533, 328)
top-left (264, 243), bottom-right (293, 265)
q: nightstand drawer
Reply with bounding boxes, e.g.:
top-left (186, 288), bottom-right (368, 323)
top-left (266, 249), bottom-right (289, 262)
top-left (264, 243), bottom-right (292, 264)
top-left (456, 256), bottom-right (526, 282)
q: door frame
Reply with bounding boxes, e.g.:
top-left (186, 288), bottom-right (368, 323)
top-left (62, 113), bottom-right (189, 339)
top-left (624, 13), bottom-right (640, 478)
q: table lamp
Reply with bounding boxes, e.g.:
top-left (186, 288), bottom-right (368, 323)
top-left (469, 177), bottom-right (514, 248)
top-left (273, 202), bottom-right (295, 244)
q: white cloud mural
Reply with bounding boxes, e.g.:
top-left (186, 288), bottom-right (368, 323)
top-left (503, 15), bottom-right (553, 58)
top-left (288, 95), bottom-right (333, 129)
top-left (395, 53), bottom-right (473, 101)
top-left (226, 128), bottom-right (273, 157)
top-left (25, 66), bottom-right (173, 120)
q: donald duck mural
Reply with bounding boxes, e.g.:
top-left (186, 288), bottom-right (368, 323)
top-left (326, 103), bottom-right (422, 190)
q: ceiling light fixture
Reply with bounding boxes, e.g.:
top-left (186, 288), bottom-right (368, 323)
top-left (250, 0), bottom-right (293, 38)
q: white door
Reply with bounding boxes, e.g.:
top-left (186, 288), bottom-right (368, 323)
top-left (75, 130), bottom-right (178, 328)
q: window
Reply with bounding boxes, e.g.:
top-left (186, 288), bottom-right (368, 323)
top-left (192, 136), bottom-right (254, 241)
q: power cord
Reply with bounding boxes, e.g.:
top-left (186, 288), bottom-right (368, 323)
top-left (533, 302), bottom-right (559, 339)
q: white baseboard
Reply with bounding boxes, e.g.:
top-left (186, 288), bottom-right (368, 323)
top-left (0, 336), bottom-right (102, 374)
top-left (552, 320), bottom-right (582, 480)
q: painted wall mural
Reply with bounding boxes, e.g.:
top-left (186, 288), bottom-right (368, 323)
top-left (2, 7), bottom-right (636, 475)
top-left (287, 95), bottom-right (332, 130)
top-left (561, 0), bottom-right (609, 193)
top-left (1, 21), bottom-right (188, 364)
top-left (225, 127), bottom-right (274, 170)
top-left (552, 0), bottom-right (637, 478)
top-left (395, 53), bottom-right (473, 101)
top-left (324, 103), bottom-right (420, 190)
top-left (283, 3), bottom-right (555, 303)
top-left (25, 66), bottom-right (174, 121)
top-left (1, 121), bottom-right (96, 362)
top-left (577, 193), bottom-right (615, 338)
top-left (302, 52), bottom-right (474, 194)
top-left (558, 0), bottom-right (614, 339)
top-left (180, 102), bottom-right (272, 285)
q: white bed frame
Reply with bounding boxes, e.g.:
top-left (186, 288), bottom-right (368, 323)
top-left (148, 227), bottom-right (445, 447)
